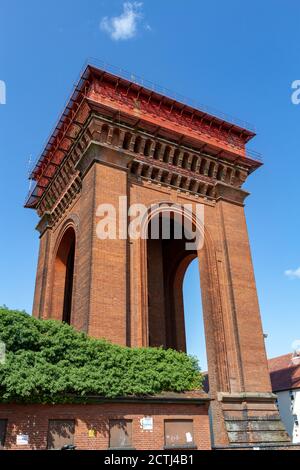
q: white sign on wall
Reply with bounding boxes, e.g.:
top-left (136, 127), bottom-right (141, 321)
top-left (16, 434), bottom-right (29, 446)
top-left (140, 416), bottom-right (153, 431)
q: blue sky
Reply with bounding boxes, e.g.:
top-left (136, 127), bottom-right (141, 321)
top-left (0, 0), bottom-right (299, 369)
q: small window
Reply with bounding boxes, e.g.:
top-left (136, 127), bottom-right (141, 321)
top-left (109, 419), bottom-right (132, 449)
top-left (0, 419), bottom-right (7, 449)
top-left (164, 420), bottom-right (195, 449)
top-left (47, 419), bottom-right (75, 450)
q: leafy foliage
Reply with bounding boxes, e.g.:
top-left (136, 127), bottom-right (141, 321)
top-left (0, 307), bottom-right (203, 403)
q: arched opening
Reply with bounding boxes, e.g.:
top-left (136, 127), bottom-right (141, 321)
top-left (216, 165), bottom-right (224, 181)
top-left (51, 227), bottom-right (76, 324)
top-left (191, 155), bottom-right (198, 172)
top-left (134, 135), bottom-right (142, 153)
top-left (100, 124), bottom-right (109, 143)
top-left (163, 146), bottom-right (171, 163)
top-left (144, 139), bottom-right (152, 157)
top-left (200, 158), bottom-right (207, 174)
top-left (173, 148), bottom-right (181, 166)
top-left (182, 152), bottom-right (190, 169)
top-left (122, 132), bottom-right (132, 150)
top-left (112, 128), bottom-right (120, 146)
top-left (208, 161), bottom-right (215, 178)
top-left (234, 169), bottom-right (241, 187)
top-left (225, 167), bottom-right (232, 184)
top-left (161, 171), bottom-right (169, 184)
top-left (146, 212), bottom-right (208, 391)
top-left (146, 214), bottom-right (203, 342)
top-left (153, 142), bottom-right (161, 160)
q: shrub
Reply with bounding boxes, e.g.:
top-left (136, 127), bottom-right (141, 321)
top-left (0, 306), bottom-right (203, 403)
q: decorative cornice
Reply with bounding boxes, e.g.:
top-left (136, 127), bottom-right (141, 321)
top-left (215, 182), bottom-right (250, 206)
top-left (33, 115), bottom-right (255, 216)
top-left (37, 177), bottom-right (81, 229)
top-left (218, 392), bottom-right (277, 403)
top-left (36, 212), bottom-right (52, 236)
top-left (75, 141), bottom-right (134, 178)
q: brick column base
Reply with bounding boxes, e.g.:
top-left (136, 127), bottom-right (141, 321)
top-left (215, 392), bottom-right (292, 448)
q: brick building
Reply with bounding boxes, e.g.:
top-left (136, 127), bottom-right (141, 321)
top-left (0, 393), bottom-right (211, 450)
top-left (269, 353), bottom-right (300, 443)
top-left (13, 62), bottom-right (295, 449)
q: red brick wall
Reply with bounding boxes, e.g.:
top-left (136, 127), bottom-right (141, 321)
top-left (0, 402), bottom-right (211, 450)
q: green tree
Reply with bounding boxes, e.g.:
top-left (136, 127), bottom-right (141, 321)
top-left (0, 307), bottom-right (203, 403)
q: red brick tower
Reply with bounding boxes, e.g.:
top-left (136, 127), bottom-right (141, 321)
top-left (25, 64), bottom-right (290, 448)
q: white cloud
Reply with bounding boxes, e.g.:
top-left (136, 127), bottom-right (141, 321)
top-left (100, 2), bottom-right (144, 41)
top-left (284, 267), bottom-right (300, 279)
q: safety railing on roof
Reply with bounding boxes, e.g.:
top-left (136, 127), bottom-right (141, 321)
top-left (86, 58), bottom-right (256, 133)
top-left (245, 148), bottom-right (263, 162)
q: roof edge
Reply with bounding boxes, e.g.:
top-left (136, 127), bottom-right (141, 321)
top-left (28, 60), bottom-right (257, 180)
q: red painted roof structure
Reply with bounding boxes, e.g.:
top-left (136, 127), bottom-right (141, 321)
top-left (25, 63), bottom-right (262, 209)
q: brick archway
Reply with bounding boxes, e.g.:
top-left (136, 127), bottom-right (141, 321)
top-left (139, 204), bottom-right (229, 390)
top-left (50, 225), bottom-right (76, 324)
top-left (137, 203), bottom-right (236, 443)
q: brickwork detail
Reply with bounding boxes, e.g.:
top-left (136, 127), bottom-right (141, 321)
top-left (0, 402), bottom-right (211, 450)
